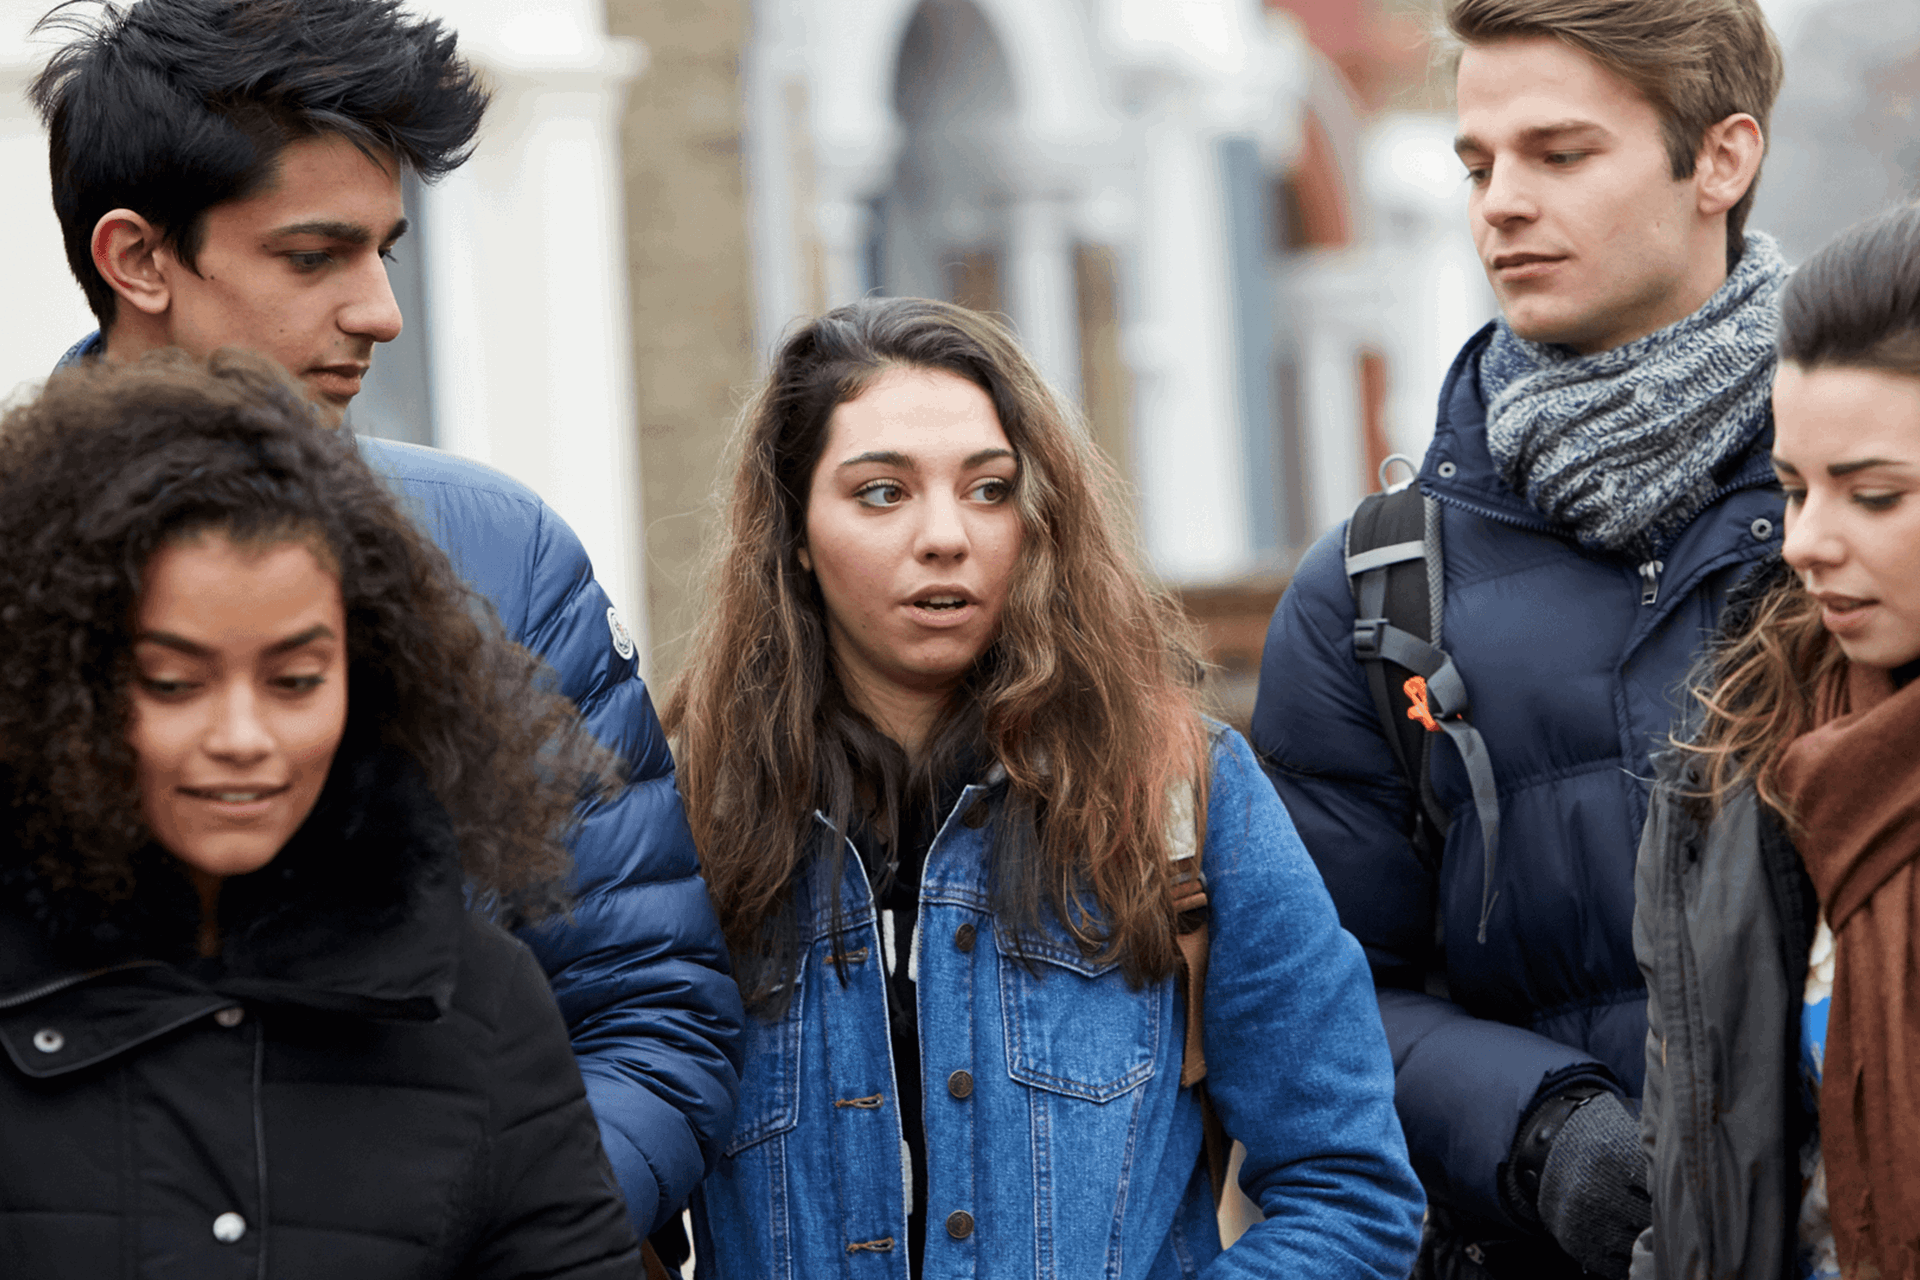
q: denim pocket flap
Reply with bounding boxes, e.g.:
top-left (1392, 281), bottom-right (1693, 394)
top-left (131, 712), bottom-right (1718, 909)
top-left (998, 928), bottom-right (1158, 1103)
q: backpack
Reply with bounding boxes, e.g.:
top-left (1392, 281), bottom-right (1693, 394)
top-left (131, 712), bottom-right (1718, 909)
top-left (1343, 458), bottom-right (1502, 945)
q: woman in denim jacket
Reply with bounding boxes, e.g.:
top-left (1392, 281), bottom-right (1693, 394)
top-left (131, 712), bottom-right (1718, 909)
top-left (664, 296), bottom-right (1423, 1278)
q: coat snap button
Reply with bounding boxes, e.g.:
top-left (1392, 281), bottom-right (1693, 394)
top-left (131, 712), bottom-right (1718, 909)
top-left (31, 1029), bottom-right (63, 1054)
top-left (961, 801), bottom-right (989, 829)
top-left (953, 923), bottom-right (976, 953)
top-left (214, 1007), bottom-right (244, 1028)
top-left (945, 1210), bottom-right (974, 1239)
top-left (947, 1070), bottom-right (974, 1099)
top-left (1437, 460), bottom-right (1458, 478)
top-left (1750, 516), bottom-right (1774, 541)
top-left (212, 1212), bottom-right (247, 1244)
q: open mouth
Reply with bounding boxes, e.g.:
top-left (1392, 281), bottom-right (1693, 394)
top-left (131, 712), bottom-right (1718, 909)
top-left (913, 595), bottom-right (970, 612)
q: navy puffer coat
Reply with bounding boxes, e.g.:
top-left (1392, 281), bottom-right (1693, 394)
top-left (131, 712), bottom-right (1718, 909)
top-left (1251, 323), bottom-right (1783, 1242)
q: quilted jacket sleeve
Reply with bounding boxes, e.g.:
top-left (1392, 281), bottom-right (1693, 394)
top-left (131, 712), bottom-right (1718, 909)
top-left (505, 501), bottom-right (746, 1238)
top-left (1249, 523), bottom-right (1611, 1233)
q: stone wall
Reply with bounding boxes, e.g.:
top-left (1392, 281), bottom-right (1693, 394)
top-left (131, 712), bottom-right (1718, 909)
top-left (607, 0), bottom-right (758, 686)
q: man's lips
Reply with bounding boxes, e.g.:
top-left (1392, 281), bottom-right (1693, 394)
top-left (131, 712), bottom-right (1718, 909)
top-left (307, 364), bottom-right (369, 399)
top-left (1489, 252), bottom-right (1566, 280)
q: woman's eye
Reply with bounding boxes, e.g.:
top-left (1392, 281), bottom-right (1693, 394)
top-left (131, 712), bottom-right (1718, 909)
top-left (854, 482), bottom-right (905, 509)
top-left (138, 676), bottom-right (195, 697)
top-left (1779, 485), bottom-right (1806, 507)
top-left (969, 478), bottom-right (1011, 503)
top-left (1544, 151), bottom-right (1585, 167)
top-left (1854, 491), bottom-right (1901, 512)
top-left (274, 674), bottom-right (327, 693)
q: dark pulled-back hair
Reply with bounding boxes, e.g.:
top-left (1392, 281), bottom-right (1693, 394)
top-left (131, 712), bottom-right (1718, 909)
top-left (664, 297), bottom-right (1210, 1012)
top-left (1445, 0), bottom-right (1782, 258)
top-left (0, 350), bottom-right (608, 934)
top-left (1684, 204), bottom-right (1920, 816)
top-left (29, 0), bottom-right (488, 325)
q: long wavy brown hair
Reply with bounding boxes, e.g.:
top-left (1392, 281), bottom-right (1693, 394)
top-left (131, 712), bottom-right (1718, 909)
top-left (0, 350), bottom-right (612, 934)
top-left (663, 297), bottom-right (1210, 1010)
top-left (1683, 204), bottom-right (1920, 816)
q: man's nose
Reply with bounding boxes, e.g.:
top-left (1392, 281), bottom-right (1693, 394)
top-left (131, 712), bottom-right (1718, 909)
top-left (341, 254), bottom-right (404, 344)
top-left (1478, 160), bottom-right (1537, 227)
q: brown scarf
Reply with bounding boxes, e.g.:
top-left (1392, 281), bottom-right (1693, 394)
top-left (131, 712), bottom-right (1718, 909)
top-left (1779, 662), bottom-right (1920, 1280)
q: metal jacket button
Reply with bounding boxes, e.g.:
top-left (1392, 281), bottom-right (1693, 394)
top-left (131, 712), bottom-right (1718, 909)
top-left (214, 1007), bottom-right (244, 1028)
top-left (947, 1070), bottom-right (973, 1099)
top-left (212, 1212), bottom-right (247, 1243)
top-left (945, 1210), bottom-right (974, 1239)
top-left (31, 1029), bottom-right (63, 1054)
top-left (1750, 516), bottom-right (1774, 541)
top-left (953, 922), bottom-right (976, 953)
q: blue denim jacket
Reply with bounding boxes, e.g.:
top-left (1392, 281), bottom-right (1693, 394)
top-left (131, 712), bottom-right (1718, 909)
top-left (691, 728), bottom-right (1423, 1278)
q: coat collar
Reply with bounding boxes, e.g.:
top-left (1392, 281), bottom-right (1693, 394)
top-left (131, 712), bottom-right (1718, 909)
top-left (0, 747), bottom-right (465, 1078)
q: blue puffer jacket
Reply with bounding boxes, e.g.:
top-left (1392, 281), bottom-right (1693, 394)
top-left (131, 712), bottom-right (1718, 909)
top-left (56, 334), bottom-right (745, 1236)
top-left (1250, 323), bottom-right (1782, 1240)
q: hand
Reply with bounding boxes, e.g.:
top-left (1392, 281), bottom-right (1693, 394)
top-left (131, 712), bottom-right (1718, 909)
top-left (1534, 1092), bottom-right (1651, 1280)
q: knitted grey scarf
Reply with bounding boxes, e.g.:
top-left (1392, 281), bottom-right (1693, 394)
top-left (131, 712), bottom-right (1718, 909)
top-left (1479, 232), bottom-right (1789, 555)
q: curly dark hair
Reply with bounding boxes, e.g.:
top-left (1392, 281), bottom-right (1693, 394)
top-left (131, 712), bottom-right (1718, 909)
top-left (0, 349), bottom-right (609, 930)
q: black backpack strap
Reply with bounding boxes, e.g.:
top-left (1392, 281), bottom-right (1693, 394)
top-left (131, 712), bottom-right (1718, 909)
top-left (1345, 485), bottom-right (1503, 943)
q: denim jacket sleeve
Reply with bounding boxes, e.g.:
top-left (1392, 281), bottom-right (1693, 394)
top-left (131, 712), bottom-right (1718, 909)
top-left (1197, 729), bottom-right (1425, 1277)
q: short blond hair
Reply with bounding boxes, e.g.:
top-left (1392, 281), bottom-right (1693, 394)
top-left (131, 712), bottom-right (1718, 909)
top-left (1446, 0), bottom-right (1783, 257)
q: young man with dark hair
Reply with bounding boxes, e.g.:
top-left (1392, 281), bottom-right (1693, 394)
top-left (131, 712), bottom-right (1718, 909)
top-left (1252, 1), bottom-right (1785, 1276)
top-left (31, 0), bottom-right (741, 1246)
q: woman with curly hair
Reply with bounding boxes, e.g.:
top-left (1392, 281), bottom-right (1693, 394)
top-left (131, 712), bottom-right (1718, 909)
top-left (0, 351), bottom-right (640, 1277)
top-left (1636, 204), bottom-right (1920, 1280)
top-left (664, 296), bottom-right (1423, 1277)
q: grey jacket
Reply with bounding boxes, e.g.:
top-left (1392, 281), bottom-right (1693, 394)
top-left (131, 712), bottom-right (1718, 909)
top-left (1630, 750), bottom-right (1814, 1280)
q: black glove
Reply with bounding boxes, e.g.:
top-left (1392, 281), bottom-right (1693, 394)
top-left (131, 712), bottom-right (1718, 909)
top-left (1518, 1091), bottom-right (1649, 1280)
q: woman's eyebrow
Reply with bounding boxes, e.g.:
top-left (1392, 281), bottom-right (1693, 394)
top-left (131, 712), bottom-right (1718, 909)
top-left (836, 450), bottom-right (912, 471)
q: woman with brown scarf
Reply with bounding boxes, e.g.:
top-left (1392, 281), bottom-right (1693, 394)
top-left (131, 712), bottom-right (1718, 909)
top-left (1633, 204), bottom-right (1920, 1280)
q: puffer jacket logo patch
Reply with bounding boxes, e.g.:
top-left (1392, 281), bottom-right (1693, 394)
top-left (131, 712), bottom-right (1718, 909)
top-left (606, 606), bottom-right (635, 661)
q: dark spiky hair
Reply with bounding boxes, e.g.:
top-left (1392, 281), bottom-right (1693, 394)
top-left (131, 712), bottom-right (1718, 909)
top-left (30, 0), bottom-right (488, 325)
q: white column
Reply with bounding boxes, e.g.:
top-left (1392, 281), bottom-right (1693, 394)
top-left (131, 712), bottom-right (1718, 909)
top-left (0, 43), bottom-right (101, 399)
top-left (1126, 110), bottom-right (1251, 581)
top-left (1004, 193), bottom-right (1083, 408)
top-left (416, 24), bottom-right (652, 663)
top-left (813, 196), bottom-right (873, 308)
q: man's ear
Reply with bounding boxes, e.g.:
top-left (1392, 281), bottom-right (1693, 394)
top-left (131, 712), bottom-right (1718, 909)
top-left (92, 209), bottom-right (175, 318)
top-left (1694, 113), bottom-right (1765, 218)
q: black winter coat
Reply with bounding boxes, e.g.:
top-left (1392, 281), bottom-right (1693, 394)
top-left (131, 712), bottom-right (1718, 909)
top-left (0, 752), bottom-right (641, 1279)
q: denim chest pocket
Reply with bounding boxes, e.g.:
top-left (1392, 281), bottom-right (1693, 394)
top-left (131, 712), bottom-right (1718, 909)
top-left (724, 957), bottom-right (804, 1156)
top-left (997, 922), bottom-right (1159, 1102)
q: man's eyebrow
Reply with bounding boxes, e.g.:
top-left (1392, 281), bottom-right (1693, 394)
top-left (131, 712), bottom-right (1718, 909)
top-left (1454, 121), bottom-right (1609, 156)
top-left (136, 624), bottom-right (337, 658)
top-left (267, 216), bottom-right (410, 246)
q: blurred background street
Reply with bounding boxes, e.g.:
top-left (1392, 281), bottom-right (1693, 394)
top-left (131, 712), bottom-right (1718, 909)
top-left (1, 0), bottom-right (1912, 725)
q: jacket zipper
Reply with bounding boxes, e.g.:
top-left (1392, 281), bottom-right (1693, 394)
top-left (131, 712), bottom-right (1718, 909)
top-left (0, 960), bottom-right (163, 1011)
top-left (1638, 560), bottom-right (1665, 606)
